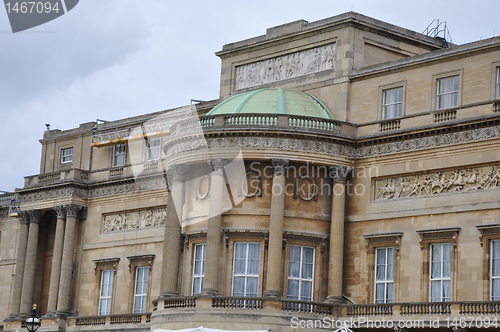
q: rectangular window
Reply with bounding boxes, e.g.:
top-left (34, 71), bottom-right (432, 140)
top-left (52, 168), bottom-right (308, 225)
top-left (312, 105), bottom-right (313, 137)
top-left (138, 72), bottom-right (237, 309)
top-left (133, 266), bottom-right (148, 313)
top-left (61, 147), bottom-right (73, 163)
top-left (98, 269), bottom-right (114, 315)
top-left (374, 247), bottom-right (394, 303)
top-left (491, 240), bottom-right (500, 301)
top-left (437, 76), bottom-right (459, 110)
top-left (146, 138), bottom-right (161, 161)
top-left (192, 243), bottom-right (206, 295)
top-left (112, 143), bottom-right (126, 167)
top-left (232, 242), bottom-right (260, 297)
top-left (287, 245), bottom-right (314, 302)
top-left (430, 243), bottom-right (451, 302)
top-left (382, 87), bottom-right (403, 119)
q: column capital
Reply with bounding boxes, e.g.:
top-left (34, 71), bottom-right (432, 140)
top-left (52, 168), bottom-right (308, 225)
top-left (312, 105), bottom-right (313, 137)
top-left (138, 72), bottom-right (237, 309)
top-left (54, 205), bottom-right (67, 219)
top-left (18, 211), bottom-right (30, 225)
top-left (27, 210), bottom-right (43, 224)
top-left (168, 164), bottom-right (189, 182)
top-left (65, 204), bottom-right (86, 219)
top-left (329, 165), bottom-right (352, 183)
top-left (271, 159), bottom-right (289, 177)
top-left (207, 158), bottom-right (229, 175)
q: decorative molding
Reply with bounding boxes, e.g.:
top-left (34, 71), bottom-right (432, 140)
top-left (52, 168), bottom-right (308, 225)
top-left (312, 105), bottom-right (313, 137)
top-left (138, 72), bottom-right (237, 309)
top-left (476, 224), bottom-right (500, 247)
top-left (238, 170), bottom-right (262, 198)
top-left (271, 159), bottom-right (289, 177)
top-left (65, 204), bottom-right (80, 218)
top-left (93, 257), bottom-right (120, 275)
top-left (126, 254), bottom-right (156, 272)
top-left (196, 174), bottom-right (210, 200)
top-left (54, 205), bottom-right (66, 219)
top-left (103, 207), bottom-right (167, 233)
top-left (363, 232), bottom-right (404, 257)
top-left (416, 227), bottom-right (461, 250)
top-left (375, 164), bottom-right (500, 200)
top-left (168, 165), bottom-right (189, 182)
top-left (89, 177), bottom-right (168, 199)
top-left (207, 158), bottom-right (229, 175)
top-left (235, 43), bottom-right (336, 90)
top-left (329, 165), bottom-right (352, 182)
top-left (19, 187), bottom-right (88, 203)
top-left (294, 174), bottom-right (318, 201)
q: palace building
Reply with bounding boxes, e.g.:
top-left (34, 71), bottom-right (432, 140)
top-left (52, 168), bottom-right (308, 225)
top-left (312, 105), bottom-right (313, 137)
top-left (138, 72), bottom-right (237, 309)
top-left (1, 11), bottom-right (500, 332)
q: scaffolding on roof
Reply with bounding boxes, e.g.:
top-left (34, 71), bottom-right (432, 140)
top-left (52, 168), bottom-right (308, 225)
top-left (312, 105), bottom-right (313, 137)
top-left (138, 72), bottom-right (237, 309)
top-left (91, 121), bottom-right (169, 147)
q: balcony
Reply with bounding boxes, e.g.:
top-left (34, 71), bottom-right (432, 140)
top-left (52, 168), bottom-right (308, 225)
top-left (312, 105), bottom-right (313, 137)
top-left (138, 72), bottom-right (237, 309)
top-left (151, 297), bottom-right (500, 330)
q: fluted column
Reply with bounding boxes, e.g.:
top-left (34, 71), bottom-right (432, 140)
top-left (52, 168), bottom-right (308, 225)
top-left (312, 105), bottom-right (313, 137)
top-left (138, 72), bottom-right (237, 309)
top-left (46, 206), bottom-right (66, 315)
top-left (20, 210), bottom-right (42, 316)
top-left (56, 204), bottom-right (81, 315)
top-left (326, 165), bottom-right (351, 302)
top-left (8, 212), bottom-right (30, 317)
top-left (264, 159), bottom-right (289, 298)
top-left (159, 165), bottom-right (187, 298)
top-left (202, 158), bottom-right (227, 295)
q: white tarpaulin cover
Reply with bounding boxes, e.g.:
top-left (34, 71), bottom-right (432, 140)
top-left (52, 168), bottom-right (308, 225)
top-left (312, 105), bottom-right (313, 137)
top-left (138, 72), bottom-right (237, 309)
top-left (153, 327), bottom-right (270, 332)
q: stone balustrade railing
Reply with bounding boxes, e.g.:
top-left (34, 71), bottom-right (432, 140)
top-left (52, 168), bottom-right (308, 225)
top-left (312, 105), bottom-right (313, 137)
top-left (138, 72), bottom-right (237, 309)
top-left (24, 169), bottom-right (90, 187)
top-left (169, 113), bottom-right (347, 137)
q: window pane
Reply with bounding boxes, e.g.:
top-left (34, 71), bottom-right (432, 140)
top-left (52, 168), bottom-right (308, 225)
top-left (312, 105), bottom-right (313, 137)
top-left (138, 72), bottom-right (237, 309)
top-left (232, 243), bottom-right (260, 296)
top-left (303, 247), bottom-right (314, 263)
top-left (287, 246), bottom-right (315, 301)
top-left (302, 263), bottom-right (313, 280)
top-left (492, 279), bottom-right (500, 301)
top-left (386, 283), bottom-right (394, 303)
top-left (287, 280), bottom-right (299, 298)
top-left (383, 87), bottom-right (403, 119)
top-left (301, 281), bottom-right (312, 300)
top-left (246, 277), bottom-right (258, 296)
top-left (233, 277), bottom-right (245, 296)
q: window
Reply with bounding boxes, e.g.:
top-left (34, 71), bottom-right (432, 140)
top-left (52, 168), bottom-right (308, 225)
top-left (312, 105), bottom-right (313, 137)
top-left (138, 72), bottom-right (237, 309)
top-left (192, 243), bottom-right (206, 295)
top-left (382, 87), bottom-right (403, 119)
top-left (113, 143), bottom-right (126, 167)
top-left (437, 76), bottom-right (459, 109)
top-left (98, 269), bottom-right (114, 315)
top-left (232, 242), bottom-right (260, 297)
top-left (374, 247), bottom-right (394, 303)
top-left (430, 243), bottom-right (451, 302)
top-left (132, 266), bottom-right (148, 313)
top-left (146, 138), bottom-right (161, 161)
top-left (287, 245), bottom-right (314, 302)
top-left (61, 148), bottom-right (73, 163)
top-left (491, 240), bottom-right (500, 301)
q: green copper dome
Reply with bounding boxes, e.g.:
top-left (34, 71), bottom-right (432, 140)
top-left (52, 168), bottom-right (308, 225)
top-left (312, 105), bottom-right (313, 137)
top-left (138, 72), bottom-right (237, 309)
top-left (207, 89), bottom-right (334, 119)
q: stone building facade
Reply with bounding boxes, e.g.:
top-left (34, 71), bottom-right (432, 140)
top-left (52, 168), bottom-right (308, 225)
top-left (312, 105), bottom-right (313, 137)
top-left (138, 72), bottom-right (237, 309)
top-left (1, 11), bottom-right (500, 332)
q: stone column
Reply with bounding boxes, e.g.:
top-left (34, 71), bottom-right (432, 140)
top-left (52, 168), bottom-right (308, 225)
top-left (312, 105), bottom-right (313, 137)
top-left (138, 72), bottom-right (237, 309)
top-left (8, 212), bottom-right (30, 317)
top-left (19, 210), bottom-right (42, 316)
top-left (326, 165), bottom-right (351, 302)
top-left (264, 159), bottom-right (289, 298)
top-left (45, 206), bottom-right (66, 315)
top-left (56, 204), bottom-right (81, 315)
top-left (159, 165), bottom-right (187, 298)
top-left (202, 159), bottom-right (227, 295)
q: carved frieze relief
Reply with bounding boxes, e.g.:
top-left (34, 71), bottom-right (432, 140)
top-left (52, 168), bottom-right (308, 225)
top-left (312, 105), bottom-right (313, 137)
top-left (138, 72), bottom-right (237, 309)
top-left (103, 207), bottom-right (167, 233)
top-left (235, 43), bottom-right (336, 90)
top-left (375, 165), bottom-right (500, 200)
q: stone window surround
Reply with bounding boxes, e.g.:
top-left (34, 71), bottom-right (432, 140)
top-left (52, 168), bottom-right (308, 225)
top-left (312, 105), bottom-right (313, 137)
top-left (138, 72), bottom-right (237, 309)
top-left (432, 70), bottom-right (463, 111)
top-left (60, 147), bottom-right (73, 164)
top-left (127, 254), bottom-right (155, 313)
top-left (416, 227), bottom-right (460, 302)
top-left (378, 81), bottom-right (406, 120)
top-left (93, 257), bottom-right (120, 315)
top-left (476, 224), bottom-right (500, 300)
top-left (185, 233), bottom-right (207, 295)
top-left (363, 232), bottom-right (403, 303)
top-left (282, 234), bottom-right (325, 302)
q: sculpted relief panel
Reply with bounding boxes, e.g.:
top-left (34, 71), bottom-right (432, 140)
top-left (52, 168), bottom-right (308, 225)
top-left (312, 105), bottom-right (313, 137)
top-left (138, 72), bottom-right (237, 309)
top-left (375, 165), bottom-right (500, 200)
top-left (235, 43), bottom-right (335, 90)
top-left (103, 207), bottom-right (167, 232)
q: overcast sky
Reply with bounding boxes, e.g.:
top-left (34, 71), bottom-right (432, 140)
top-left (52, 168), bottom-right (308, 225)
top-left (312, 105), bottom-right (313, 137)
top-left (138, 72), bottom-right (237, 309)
top-left (0, 0), bottom-right (498, 192)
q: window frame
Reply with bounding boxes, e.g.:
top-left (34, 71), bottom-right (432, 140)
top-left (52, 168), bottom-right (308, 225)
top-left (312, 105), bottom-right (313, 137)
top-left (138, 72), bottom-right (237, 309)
top-left (378, 82), bottom-right (406, 120)
top-left (133, 266), bottom-right (149, 313)
top-left (60, 147), bottom-right (73, 164)
top-left (93, 257), bottom-right (120, 316)
top-left (112, 143), bottom-right (127, 167)
top-left (192, 243), bottom-right (206, 295)
top-left (429, 243), bottom-right (452, 302)
top-left (126, 254), bottom-right (154, 313)
top-left (491, 239), bottom-right (500, 301)
top-left (286, 245), bottom-right (315, 302)
top-left (146, 138), bottom-right (161, 161)
top-left (432, 71), bottom-right (462, 111)
top-left (363, 232), bottom-right (402, 303)
top-left (417, 227), bottom-right (460, 302)
top-left (98, 269), bottom-right (114, 315)
top-left (374, 247), bottom-right (395, 303)
top-left (476, 224), bottom-right (500, 300)
top-left (496, 66), bottom-right (500, 100)
top-left (382, 86), bottom-right (404, 119)
top-left (231, 242), bottom-right (261, 297)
